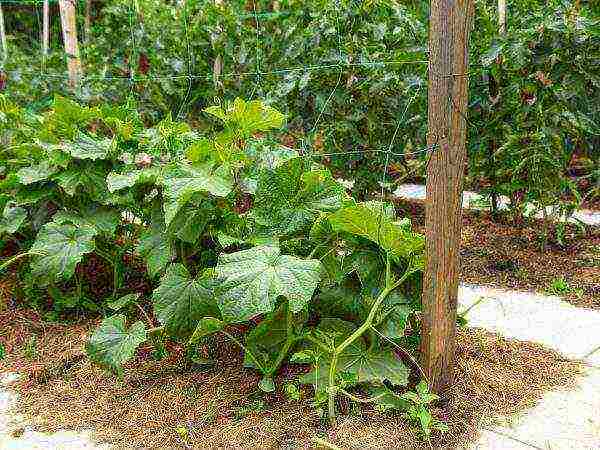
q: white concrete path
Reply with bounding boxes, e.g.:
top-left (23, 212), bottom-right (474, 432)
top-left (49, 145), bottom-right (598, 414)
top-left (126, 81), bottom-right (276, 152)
top-left (0, 374), bottom-right (108, 450)
top-left (459, 285), bottom-right (600, 367)
top-left (394, 184), bottom-right (600, 226)
top-left (460, 284), bottom-right (600, 450)
top-left (1, 284), bottom-right (599, 449)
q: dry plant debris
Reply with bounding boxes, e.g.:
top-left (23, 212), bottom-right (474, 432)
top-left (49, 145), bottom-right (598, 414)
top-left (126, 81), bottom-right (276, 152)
top-left (396, 199), bottom-right (600, 310)
top-left (1, 306), bottom-right (583, 450)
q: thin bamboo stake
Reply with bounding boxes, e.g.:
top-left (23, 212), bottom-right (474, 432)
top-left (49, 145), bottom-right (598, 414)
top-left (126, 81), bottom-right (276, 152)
top-left (43, 0), bottom-right (50, 57)
top-left (58, 0), bottom-right (82, 89)
top-left (0, 3), bottom-right (7, 61)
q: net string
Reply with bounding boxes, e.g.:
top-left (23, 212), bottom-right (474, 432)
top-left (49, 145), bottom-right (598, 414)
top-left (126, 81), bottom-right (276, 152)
top-left (248, 0), bottom-right (262, 100)
top-left (308, 0), bottom-right (346, 137)
top-left (176, 0), bottom-right (194, 119)
top-left (11, 0), bottom-right (445, 168)
top-left (34, 59), bottom-right (429, 82)
top-left (127, 0), bottom-right (137, 99)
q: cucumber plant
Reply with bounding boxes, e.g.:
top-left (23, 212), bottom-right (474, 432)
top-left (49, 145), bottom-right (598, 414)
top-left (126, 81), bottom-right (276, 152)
top-left (1, 95), bottom-right (430, 423)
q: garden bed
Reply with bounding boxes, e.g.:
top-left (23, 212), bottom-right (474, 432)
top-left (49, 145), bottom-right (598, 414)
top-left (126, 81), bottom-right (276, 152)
top-left (395, 199), bottom-right (600, 309)
top-left (1, 304), bottom-right (583, 449)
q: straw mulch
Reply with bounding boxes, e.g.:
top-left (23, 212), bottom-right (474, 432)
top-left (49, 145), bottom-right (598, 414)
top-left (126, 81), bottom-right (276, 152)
top-left (0, 304), bottom-right (583, 450)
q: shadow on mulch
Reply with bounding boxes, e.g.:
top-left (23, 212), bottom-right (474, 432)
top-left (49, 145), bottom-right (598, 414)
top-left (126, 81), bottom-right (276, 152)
top-left (395, 199), bottom-right (600, 310)
top-left (1, 306), bottom-right (584, 450)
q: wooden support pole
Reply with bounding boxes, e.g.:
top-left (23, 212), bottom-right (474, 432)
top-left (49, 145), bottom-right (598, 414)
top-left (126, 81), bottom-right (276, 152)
top-left (0, 2), bottom-right (7, 61)
top-left (213, 0), bottom-right (224, 89)
top-left (498, 0), bottom-right (506, 34)
top-left (59, 0), bottom-right (82, 89)
top-left (420, 0), bottom-right (474, 393)
top-left (43, 0), bottom-right (50, 57)
top-left (84, 0), bottom-right (92, 44)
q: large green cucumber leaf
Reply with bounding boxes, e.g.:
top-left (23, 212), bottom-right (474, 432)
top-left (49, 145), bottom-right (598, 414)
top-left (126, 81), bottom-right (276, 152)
top-left (106, 293), bottom-right (142, 311)
top-left (344, 249), bottom-right (385, 291)
top-left (152, 264), bottom-right (219, 340)
top-left (136, 205), bottom-right (173, 278)
top-left (188, 317), bottom-right (224, 344)
top-left (14, 184), bottom-right (53, 206)
top-left (62, 132), bottom-right (113, 160)
top-left (166, 201), bottom-right (214, 244)
top-left (328, 203), bottom-right (425, 262)
top-left (162, 163), bottom-right (233, 226)
top-left (138, 228), bottom-right (173, 278)
top-left (244, 305), bottom-right (288, 371)
top-left (253, 158), bottom-right (347, 236)
top-left (368, 385), bottom-right (410, 412)
top-left (0, 203), bottom-right (27, 235)
top-left (241, 140), bottom-right (299, 194)
top-left (86, 314), bottom-right (147, 377)
top-left (204, 98), bottom-right (285, 137)
top-left (215, 245), bottom-right (321, 322)
top-left (295, 319), bottom-right (359, 395)
top-left (374, 292), bottom-right (412, 340)
top-left (53, 205), bottom-right (120, 237)
top-left (244, 303), bottom-right (306, 373)
top-left (246, 140), bottom-right (298, 171)
top-left (313, 283), bottom-right (367, 321)
top-left (297, 318), bottom-right (409, 395)
top-left (17, 161), bottom-right (57, 185)
top-left (314, 241), bottom-right (383, 290)
top-left (343, 345), bottom-right (409, 387)
top-left (106, 168), bottom-right (159, 193)
top-left (53, 162), bottom-right (109, 198)
top-left (49, 95), bottom-right (99, 132)
top-left (30, 221), bottom-right (97, 284)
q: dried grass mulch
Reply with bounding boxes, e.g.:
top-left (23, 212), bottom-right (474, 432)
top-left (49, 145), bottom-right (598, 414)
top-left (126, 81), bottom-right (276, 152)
top-left (0, 305), bottom-right (584, 450)
top-left (395, 199), bottom-right (600, 310)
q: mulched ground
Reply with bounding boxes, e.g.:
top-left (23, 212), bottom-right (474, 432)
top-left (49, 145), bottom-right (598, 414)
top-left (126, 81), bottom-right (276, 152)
top-left (395, 199), bottom-right (600, 310)
top-left (0, 304), bottom-right (584, 450)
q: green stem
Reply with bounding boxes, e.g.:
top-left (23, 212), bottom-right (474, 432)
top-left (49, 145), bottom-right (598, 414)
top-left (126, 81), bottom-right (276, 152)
top-left (220, 330), bottom-right (265, 373)
top-left (338, 389), bottom-right (386, 404)
top-left (266, 304), bottom-right (296, 376)
top-left (94, 248), bottom-right (120, 297)
top-left (308, 241), bottom-right (334, 260)
top-left (327, 260), bottom-right (415, 421)
top-left (0, 251), bottom-right (42, 272)
top-left (75, 271), bottom-right (83, 299)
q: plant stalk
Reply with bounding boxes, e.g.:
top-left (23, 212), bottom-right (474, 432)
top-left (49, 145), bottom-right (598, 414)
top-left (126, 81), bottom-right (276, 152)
top-left (266, 304), bottom-right (296, 376)
top-left (327, 260), bottom-right (415, 421)
top-left (0, 251), bottom-right (42, 273)
top-left (220, 330), bottom-right (265, 373)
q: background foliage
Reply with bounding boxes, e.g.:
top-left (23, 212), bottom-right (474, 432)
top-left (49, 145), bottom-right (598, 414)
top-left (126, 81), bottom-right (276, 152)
top-left (0, 0), bottom-right (598, 432)
top-left (2, 0), bottom-right (597, 205)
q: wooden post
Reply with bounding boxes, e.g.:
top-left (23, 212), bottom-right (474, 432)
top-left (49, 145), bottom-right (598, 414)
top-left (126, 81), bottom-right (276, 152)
top-left (84, 0), bottom-right (92, 44)
top-left (498, 0), bottom-right (506, 34)
top-left (420, 0), bottom-right (474, 393)
top-left (42, 0), bottom-right (50, 57)
top-left (0, 2), bottom-right (7, 61)
top-left (59, 0), bottom-right (82, 89)
top-left (213, 0), bottom-right (224, 89)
